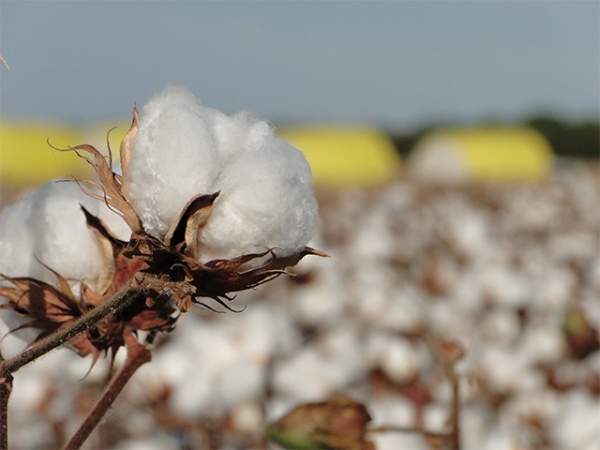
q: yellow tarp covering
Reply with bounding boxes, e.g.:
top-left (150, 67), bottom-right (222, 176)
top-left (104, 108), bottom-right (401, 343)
top-left (411, 127), bottom-right (554, 183)
top-left (278, 126), bottom-right (400, 186)
top-left (0, 121), bottom-right (129, 186)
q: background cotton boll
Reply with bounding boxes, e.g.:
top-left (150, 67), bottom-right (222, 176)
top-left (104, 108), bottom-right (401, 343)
top-left (125, 85), bottom-right (221, 238)
top-left (198, 140), bottom-right (317, 261)
top-left (215, 359), bottom-right (264, 412)
top-left (168, 359), bottom-right (214, 419)
top-left (551, 389), bottom-right (600, 449)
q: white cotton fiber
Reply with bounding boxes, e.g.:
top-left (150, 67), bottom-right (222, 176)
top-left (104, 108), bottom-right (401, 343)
top-left (124, 85), bottom-right (221, 238)
top-left (0, 181), bottom-right (130, 289)
top-left (199, 139), bottom-right (316, 261)
top-left (124, 84), bottom-right (318, 262)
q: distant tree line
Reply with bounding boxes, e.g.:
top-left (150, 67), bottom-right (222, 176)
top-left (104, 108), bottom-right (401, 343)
top-left (390, 116), bottom-right (599, 160)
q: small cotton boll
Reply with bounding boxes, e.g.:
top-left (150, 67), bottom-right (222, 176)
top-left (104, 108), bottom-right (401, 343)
top-left (125, 84), bottom-right (221, 238)
top-left (273, 346), bottom-right (352, 402)
top-left (423, 402), bottom-right (450, 431)
top-left (369, 396), bottom-right (425, 450)
top-left (116, 434), bottom-right (181, 450)
top-left (551, 389), bottom-right (600, 449)
top-left (520, 324), bottom-right (566, 364)
top-left (215, 359), bottom-right (264, 411)
top-left (169, 362), bottom-right (213, 419)
top-left (230, 401), bottom-right (264, 436)
top-left (477, 345), bottom-right (544, 394)
top-left (365, 332), bottom-right (421, 384)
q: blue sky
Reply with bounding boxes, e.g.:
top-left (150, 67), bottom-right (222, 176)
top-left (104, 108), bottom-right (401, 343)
top-left (1, 1), bottom-right (598, 130)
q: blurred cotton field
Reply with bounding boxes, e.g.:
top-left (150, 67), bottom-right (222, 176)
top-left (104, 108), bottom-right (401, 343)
top-left (0, 154), bottom-right (597, 448)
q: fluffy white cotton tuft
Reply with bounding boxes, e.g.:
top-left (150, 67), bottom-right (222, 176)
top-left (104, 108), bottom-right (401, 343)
top-left (124, 85), bottom-right (222, 237)
top-left (124, 84), bottom-right (318, 261)
top-left (0, 181), bottom-right (130, 289)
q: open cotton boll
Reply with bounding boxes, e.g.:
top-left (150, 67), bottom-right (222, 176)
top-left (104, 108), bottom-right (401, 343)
top-left (124, 84), bottom-right (221, 238)
top-left (0, 181), bottom-right (130, 289)
top-left (125, 84), bottom-right (318, 262)
top-left (0, 193), bottom-right (36, 279)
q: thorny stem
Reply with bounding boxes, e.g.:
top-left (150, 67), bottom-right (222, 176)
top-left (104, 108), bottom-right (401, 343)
top-left (65, 333), bottom-right (151, 450)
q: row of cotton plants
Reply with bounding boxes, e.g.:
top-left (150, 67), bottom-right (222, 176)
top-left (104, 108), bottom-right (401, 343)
top-left (1, 153), bottom-right (597, 448)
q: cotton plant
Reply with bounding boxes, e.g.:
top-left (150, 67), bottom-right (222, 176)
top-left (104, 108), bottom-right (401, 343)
top-left (0, 84), bottom-right (324, 448)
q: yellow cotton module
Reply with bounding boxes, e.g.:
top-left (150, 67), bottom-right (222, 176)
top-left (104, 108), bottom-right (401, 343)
top-left (408, 127), bottom-right (555, 184)
top-left (278, 125), bottom-right (401, 187)
top-left (0, 121), bottom-right (129, 186)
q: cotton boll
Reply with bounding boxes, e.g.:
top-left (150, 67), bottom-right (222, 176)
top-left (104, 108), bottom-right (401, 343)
top-left (272, 347), bottom-right (329, 401)
top-left (116, 435), bottom-right (181, 450)
top-left (0, 193), bottom-right (35, 277)
top-left (289, 256), bottom-right (347, 326)
top-left (369, 396), bottom-right (425, 450)
top-left (460, 405), bottom-right (496, 450)
top-left (479, 264), bottom-right (530, 308)
top-left (479, 309), bottom-right (521, 345)
top-left (365, 332), bottom-right (421, 385)
top-left (479, 429), bottom-right (517, 450)
top-left (422, 402), bottom-right (450, 432)
top-left (380, 286), bottom-right (426, 334)
top-left (273, 332), bottom-right (364, 402)
top-left (230, 401), bottom-right (264, 436)
top-left (126, 84), bottom-right (318, 261)
top-left (198, 138), bottom-right (317, 261)
top-left (500, 389), bottom-right (560, 447)
top-left (125, 84), bottom-right (221, 238)
top-left (169, 361), bottom-right (214, 420)
top-left (351, 204), bottom-right (395, 262)
top-left (227, 304), bottom-right (300, 362)
top-left (534, 265), bottom-right (577, 310)
top-left (0, 181), bottom-right (129, 290)
top-left (551, 389), bottom-right (600, 449)
top-left (477, 345), bottom-right (544, 394)
top-left (215, 359), bottom-right (264, 411)
top-left (520, 324), bottom-right (566, 364)
top-left (318, 326), bottom-right (367, 385)
top-left (28, 181), bottom-right (130, 286)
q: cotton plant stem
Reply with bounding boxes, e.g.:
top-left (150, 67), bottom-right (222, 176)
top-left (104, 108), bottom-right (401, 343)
top-left (0, 353), bottom-right (12, 450)
top-left (64, 333), bottom-right (151, 450)
top-left (448, 361), bottom-right (461, 450)
top-left (0, 282), bottom-right (141, 376)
